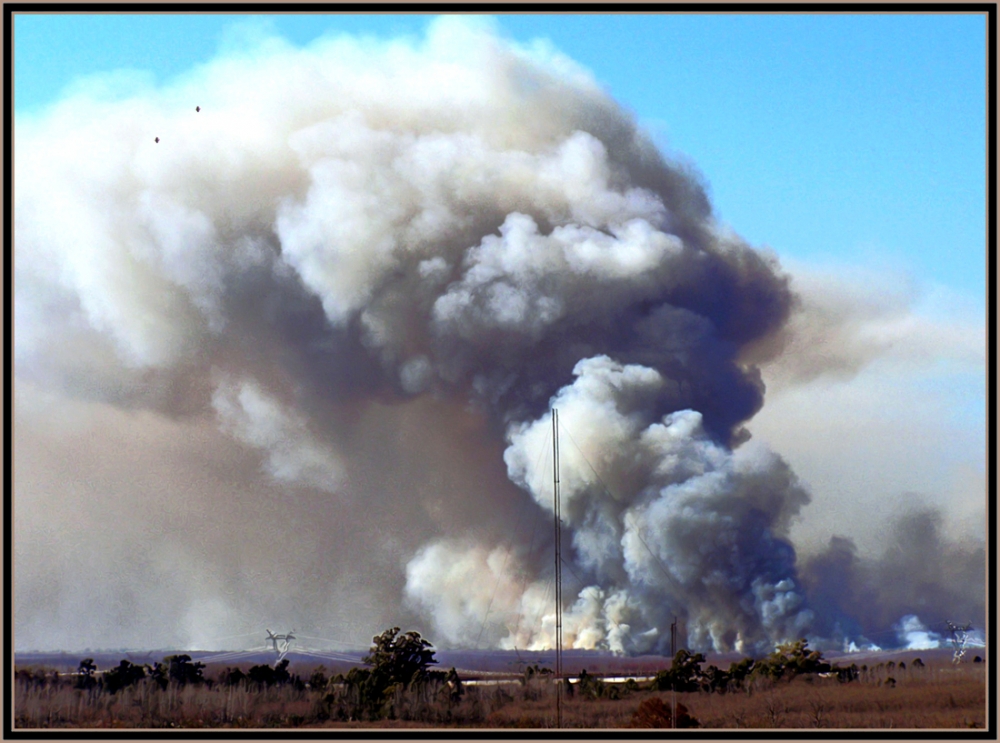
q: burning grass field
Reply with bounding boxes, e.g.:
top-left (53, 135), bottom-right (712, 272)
top-left (12, 648), bottom-right (987, 730)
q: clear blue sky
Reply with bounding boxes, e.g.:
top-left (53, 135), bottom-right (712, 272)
top-left (14, 12), bottom-right (988, 303)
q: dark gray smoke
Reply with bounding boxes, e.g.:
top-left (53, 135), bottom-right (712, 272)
top-left (800, 507), bottom-right (986, 648)
top-left (13, 18), bottom-right (981, 655)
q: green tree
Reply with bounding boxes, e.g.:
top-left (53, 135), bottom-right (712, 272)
top-left (653, 650), bottom-right (706, 693)
top-left (333, 627), bottom-right (443, 721)
top-left (701, 664), bottom-right (731, 694)
top-left (753, 639), bottom-right (830, 681)
top-left (363, 627), bottom-right (438, 688)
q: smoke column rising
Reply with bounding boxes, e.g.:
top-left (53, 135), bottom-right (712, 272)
top-left (13, 17), bottom-right (982, 654)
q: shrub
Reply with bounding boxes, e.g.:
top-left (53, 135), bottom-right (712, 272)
top-left (444, 667), bottom-right (464, 703)
top-left (630, 697), bottom-right (700, 728)
top-left (575, 669), bottom-right (608, 700)
top-left (76, 658), bottom-right (98, 690)
top-left (220, 667), bottom-right (247, 687)
top-left (308, 667), bottom-right (328, 689)
top-left (701, 664), bottom-right (732, 693)
top-left (247, 659), bottom-right (292, 688)
top-left (728, 657), bottom-right (756, 690)
top-left (103, 660), bottom-right (146, 694)
top-left (165, 655), bottom-right (206, 685)
top-left (753, 640), bottom-right (830, 682)
top-left (652, 650), bottom-right (706, 692)
top-left (363, 627), bottom-right (438, 688)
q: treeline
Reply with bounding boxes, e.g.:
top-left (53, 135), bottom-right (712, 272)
top-left (14, 633), bottom-right (938, 727)
top-left (16, 654), bottom-right (320, 692)
top-left (647, 639), bottom-right (862, 696)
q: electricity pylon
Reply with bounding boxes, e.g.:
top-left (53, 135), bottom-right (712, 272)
top-left (946, 621), bottom-right (973, 664)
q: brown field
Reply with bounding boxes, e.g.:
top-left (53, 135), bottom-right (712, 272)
top-left (13, 654), bottom-right (987, 730)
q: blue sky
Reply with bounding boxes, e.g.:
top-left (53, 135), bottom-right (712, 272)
top-left (15, 12), bottom-right (987, 302)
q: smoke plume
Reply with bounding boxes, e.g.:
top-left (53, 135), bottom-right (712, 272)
top-left (13, 18), bottom-right (983, 654)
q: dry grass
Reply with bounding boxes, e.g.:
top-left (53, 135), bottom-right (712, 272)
top-left (679, 664), bottom-right (988, 729)
top-left (13, 656), bottom-right (986, 730)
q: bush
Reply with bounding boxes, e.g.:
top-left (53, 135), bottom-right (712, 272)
top-left (103, 660), bottom-right (146, 694)
top-left (363, 627), bottom-right (438, 688)
top-left (575, 669), bottom-right (608, 699)
top-left (166, 654), bottom-right (206, 685)
top-left (701, 664), bottom-right (732, 693)
top-left (220, 667), bottom-right (247, 687)
top-left (652, 650), bottom-right (706, 692)
top-left (76, 658), bottom-right (98, 691)
top-left (630, 697), bottom-right (700, 728)
top-left (752, 640), bottom-right (830, 682)
top-left (308, 667), bottom-right (328, 689)
top-left (247, 659), bottom-right (292, 688)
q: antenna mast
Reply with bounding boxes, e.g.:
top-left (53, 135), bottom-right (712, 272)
top-left (552, 408), bottom-right (563, 728)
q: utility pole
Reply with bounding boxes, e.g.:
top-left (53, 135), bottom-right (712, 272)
top-left (670, 616), bottom-right (677, 729)
top-left (552, 408), bottom-right (563, 729)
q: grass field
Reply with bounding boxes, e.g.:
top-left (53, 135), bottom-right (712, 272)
top-left (13, 650), bottom-right (987, 730)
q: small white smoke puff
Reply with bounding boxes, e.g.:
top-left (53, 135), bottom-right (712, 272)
top-left (895, 615), bottom-right (941, 650)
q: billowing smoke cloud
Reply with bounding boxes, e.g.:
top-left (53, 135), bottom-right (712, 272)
top-left (798, 507), bottom-right (985, 651)
top-left (407, 355), bottom-right (813, 654)
top-left (14, 17), bottom-right (983, 654)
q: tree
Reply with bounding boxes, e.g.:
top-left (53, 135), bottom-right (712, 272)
top-left (146, 662), bottom-right (168, 690)
top-left (220, 667), bottom-right (247, 687)
top-left (247, 659), bottom-right (292, 688)
top-left (309, 666), bottom-right (329, 690)
top-left (76, 658), bottom-right (98, 690)
top-left (576, 669), bottom-right (609, 699)
top-left (104, 660), bottom-right (146, 694)
top-left (363, 627), bottom-right (438, 688)
top-left (330, 628), bottom-right (443, 721)
top-left (149, 655), bottom-right (206, 687)
top-left (701, 664), bottom-right (731, 694)
top-left (753, 639), bottom-right (830, 681)
top-left (653, 650), bottom-right (706, 692)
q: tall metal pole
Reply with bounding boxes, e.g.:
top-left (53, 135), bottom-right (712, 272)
top-left (553, 408), bottom-right (562, 728)
top-left (670, 616), bottom-right (677, 729)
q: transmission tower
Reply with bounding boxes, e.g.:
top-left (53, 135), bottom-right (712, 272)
top-left (946, 621), bottom-right (973, 664)
top-left (265, 629), bottom-right (296, 656)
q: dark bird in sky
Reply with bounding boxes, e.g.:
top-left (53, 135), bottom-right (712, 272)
top-left (196, 106), bottom-right (201, 112)
top-left (155, 137), bottom-right (160, 143)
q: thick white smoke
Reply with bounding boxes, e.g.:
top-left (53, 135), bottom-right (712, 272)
top-left (407, 356), bottom-right (811, 655)
top-left (895, 615), bottom-right (941, 650)
top-left (13, 17), bottom-right (981, 655)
